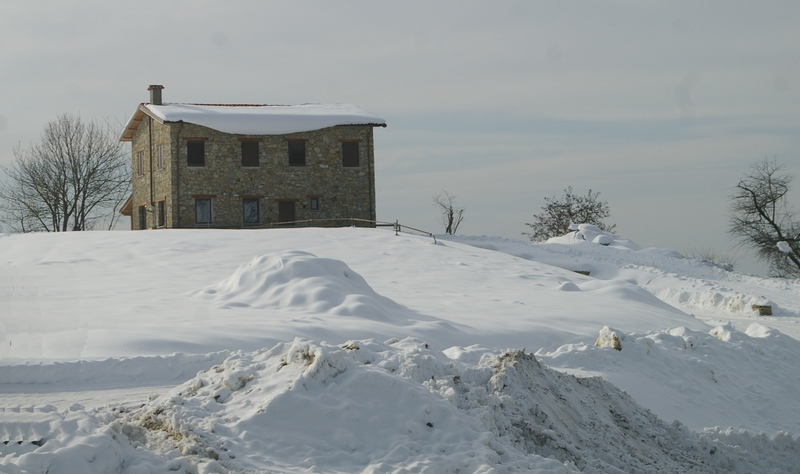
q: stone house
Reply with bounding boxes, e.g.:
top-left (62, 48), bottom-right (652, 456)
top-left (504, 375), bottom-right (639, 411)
top-left (120, 85), bottom-right (386, 230)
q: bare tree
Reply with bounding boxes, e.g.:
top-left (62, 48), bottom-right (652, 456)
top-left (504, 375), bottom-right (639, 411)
top-left (433, 191), bottom-right (464, 235)
top-left (0, 114), bottom-right (130, 232)
top-left (524, 187), bottom-right (615, 241)
top-left (729, 159), bottom-right (800, 278)
top-left (683, 245), bottom-right (738, 272)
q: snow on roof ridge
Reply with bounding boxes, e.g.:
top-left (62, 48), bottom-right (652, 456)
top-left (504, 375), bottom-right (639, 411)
top-left (171, 102), bottom-right (357, 107)
top-left (149, 102), bottom-right (381, 110)
top-left (139, 102), bottom-right (386, 136)
top-left (181, 102), bottom-right (293, 107)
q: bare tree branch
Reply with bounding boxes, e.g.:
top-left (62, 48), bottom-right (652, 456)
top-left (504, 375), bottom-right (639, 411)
top-left (729, 159), bottom-right (800, 277)
top-left (0, 114), bottom-right (130, 232)
top-left (433, 191), bottom-right (464, 235)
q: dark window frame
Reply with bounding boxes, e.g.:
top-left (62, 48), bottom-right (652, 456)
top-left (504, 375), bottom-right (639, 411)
top-left (156, 143), bottom-right (165, 170)
top-left (157, 200), bottom-right (165, 228)
top-left (342, 141), bottom-right (360, 167)
top-left (195, 198), bottom-right (212, 225)
top-left (136, 150), bottom-right (145, 176)
top-left (309, 197), bottom-right (320, 211)
top-left (243, 198), bottom-right (260, 225)
top-left (187, 140), bottom-right (206, 167)
top-left (287, 140), bottom-right (306, 167)
top-left (241, 141), bottom-right (259, 167)
top-left (138, 205), bottom-right (147, 230)
top-left (278, 201), bottom-right (296, 225)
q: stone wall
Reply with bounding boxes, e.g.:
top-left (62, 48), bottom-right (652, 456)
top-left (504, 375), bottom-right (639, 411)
top-left (131, 117), bottom-right (377, 229)
top-left (130, 115), bottom-right (174, 229)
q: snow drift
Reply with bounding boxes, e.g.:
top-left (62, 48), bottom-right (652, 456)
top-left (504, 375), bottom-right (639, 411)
top-left (195, 250), bottom-right (404, 319)
top-left (3, 339), bottom-right (798, 473)
top-left (2, 226), bottom-right (800, 472)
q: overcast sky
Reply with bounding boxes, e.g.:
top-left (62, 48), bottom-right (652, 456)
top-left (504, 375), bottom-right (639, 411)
top-left (2, 1), bottom-right (798, 274)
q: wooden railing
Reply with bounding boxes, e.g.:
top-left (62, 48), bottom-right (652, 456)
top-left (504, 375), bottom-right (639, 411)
top-left (391, 221), bottom-right (437, 244)
top-left (256, 218), bottom-right (437, 244)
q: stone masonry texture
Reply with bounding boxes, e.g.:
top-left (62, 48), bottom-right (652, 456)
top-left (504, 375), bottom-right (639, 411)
top-left (130, 116), bottom-right (377, 230)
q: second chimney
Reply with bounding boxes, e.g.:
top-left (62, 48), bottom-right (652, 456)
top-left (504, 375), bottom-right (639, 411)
top-left (148, 85), bottom-right (164, 105)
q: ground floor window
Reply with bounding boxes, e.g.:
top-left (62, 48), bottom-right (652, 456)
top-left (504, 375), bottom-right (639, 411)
top-left (309, 197), bottom-right (320, 211)
top-left (157, 200), bottom-right (166, 228)
top-left (195, 199), bottom-right (212, 225)
top-left (243, 198), bottom-right (260, 225)
top-left (278, 201), bottom-right (296, 225)
top-left (138, 205), bottom-right (147, 230)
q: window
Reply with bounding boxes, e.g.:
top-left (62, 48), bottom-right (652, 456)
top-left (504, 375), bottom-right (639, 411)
top-left (187, 141), bottom-right (205, 167)
top-left (136, 151), bottom-right (144, 176)
top-left (241, 141), bottom-right (259, 167)
top-left (138, 205), bottom-right (147, 230)
top-left (243, 198), bottom-right (259, 225)
top-left (157, 200), bottom-right (165, 228)
top-left (195, 199), bottom-right (212, 224)
top-left (309, 197), bottom-right (320, 211)
top-left (156, 144), bottom-right (164, 170)
top-left (342, 141), bottom-right (359, 167)
top-left (288, 140), bottom-right (306, 166)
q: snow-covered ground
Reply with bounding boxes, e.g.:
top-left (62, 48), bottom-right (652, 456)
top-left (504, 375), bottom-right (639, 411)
top-left (1, 226), bottom-right (798, 472)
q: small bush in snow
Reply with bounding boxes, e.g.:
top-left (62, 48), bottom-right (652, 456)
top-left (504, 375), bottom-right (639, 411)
top-left (524, 187), bottom-right (616, 242)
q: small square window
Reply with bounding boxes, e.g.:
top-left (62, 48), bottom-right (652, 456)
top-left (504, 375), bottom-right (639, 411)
top-left (195, 199), bottom-right (212, 224)
top-left (342, 142), bottom-right (359, 167)
top-left (241, 141), bottom-right (259, 167)
top-left (187, 141), bottom-right (205, 167)
top-left (310, 197), bottom-right (320, 211)
top-left (288, 140), bottom-right (306, 166)
top-left (243, 198), bottom-right (260, 225)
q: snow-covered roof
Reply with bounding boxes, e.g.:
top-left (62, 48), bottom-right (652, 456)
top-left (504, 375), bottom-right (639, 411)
top-left (121, 102), bottom-right (386, 141)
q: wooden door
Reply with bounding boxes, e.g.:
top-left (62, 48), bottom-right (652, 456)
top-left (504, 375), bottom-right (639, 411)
top-left (278, 201), bottom-right (295, 226)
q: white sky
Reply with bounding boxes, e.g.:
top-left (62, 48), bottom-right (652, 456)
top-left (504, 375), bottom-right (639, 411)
top-left (1, 0), bottom-right (798, 274)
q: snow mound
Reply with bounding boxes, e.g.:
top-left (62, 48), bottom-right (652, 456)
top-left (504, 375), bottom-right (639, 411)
top-left (547, 224), bottom-right (642, 250)
top-left (2, 339), bottom-right (798, 472)
top-left (655, 286), bottom-right (777, 315)
top-left (0, 405), bottom-right (175, 474)
top-left (594, 326), bottom-right (624, 350)
top-left (541, 324), bottom-right (800, 434)
top-left (195, 250), bottom-right (402, 320)
top-left (122, 339), bottom-right (569, 472)
top-left (107, 339), bottom-right (794, 473)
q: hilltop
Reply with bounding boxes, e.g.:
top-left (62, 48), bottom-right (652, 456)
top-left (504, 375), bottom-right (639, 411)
top-left (1, 227), bottom-right (798, 472)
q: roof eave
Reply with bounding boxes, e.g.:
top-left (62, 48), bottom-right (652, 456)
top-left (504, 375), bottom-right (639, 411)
top-left (120, 104), bottom-right (386, 141)
top-left (119, 194), bottom-right (133, 216)
top-left (120, 104), bottom-right (166, 142)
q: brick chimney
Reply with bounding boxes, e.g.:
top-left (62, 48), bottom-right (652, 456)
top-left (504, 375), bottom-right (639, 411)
top-left (148, 85), bottom-right (164, 105)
